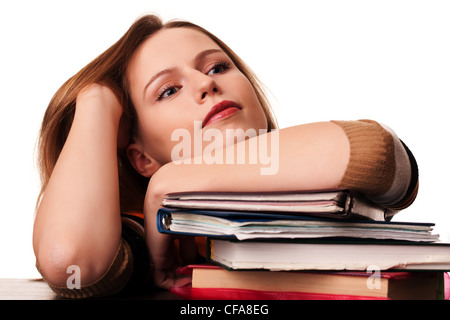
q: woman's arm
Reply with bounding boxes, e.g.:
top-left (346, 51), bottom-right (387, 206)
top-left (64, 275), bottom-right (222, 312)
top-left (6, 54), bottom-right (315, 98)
top-left (145, 121), bottom-right (351, 288)
top-left (33, 84), bottom-right (124, 289)
top-left (144, 120), bottom-right (417, 288)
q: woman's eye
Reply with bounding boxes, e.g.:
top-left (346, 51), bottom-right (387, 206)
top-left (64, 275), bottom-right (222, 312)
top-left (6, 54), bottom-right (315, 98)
top-left (207, 61), bottom-right (230, 76)
top-left (156, 85), bottom-right (181, 101)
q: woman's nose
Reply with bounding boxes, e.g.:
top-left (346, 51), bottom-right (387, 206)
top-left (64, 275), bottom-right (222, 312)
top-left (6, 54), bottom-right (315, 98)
top-left (201, 87), bottom-right (218, 99)
top-left (193, 72), bottom-right (219, 103)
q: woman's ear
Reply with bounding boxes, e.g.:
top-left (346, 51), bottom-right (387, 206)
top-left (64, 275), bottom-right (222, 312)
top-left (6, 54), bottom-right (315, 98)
top-left (126, 143), bottom-right (162, 178)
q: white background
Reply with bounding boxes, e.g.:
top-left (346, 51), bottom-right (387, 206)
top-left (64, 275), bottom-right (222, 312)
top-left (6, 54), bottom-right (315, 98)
top-left (0, 0), bottom-right (449, 278)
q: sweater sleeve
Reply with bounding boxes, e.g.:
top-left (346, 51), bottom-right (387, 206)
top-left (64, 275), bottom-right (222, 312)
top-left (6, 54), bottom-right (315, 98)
top-left (331, 120), bottom-right (419, 210)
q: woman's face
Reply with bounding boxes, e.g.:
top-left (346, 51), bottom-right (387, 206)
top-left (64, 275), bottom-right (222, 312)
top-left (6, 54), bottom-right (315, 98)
top-left (126, 27), bottom-right (268, 169)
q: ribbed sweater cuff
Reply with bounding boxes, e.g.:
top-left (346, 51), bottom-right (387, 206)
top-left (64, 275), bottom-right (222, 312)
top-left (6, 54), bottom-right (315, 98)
top-left (331, 120), bottom-right (396, 196)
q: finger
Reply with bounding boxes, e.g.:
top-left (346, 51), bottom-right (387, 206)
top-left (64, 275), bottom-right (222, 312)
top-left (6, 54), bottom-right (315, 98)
top-left (154, 266), bottom-right (192, 289)
top-left (153, 267), bottom-right (176, 289)
top-left (172, 275), bottom-right (192, 288)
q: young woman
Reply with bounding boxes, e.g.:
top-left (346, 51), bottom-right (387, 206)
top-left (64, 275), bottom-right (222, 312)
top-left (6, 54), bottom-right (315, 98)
top-left (33, 14), bottom-right (418, 298)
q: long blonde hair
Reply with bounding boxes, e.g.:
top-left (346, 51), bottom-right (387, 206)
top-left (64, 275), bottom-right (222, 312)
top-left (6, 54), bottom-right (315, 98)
top-left (37, 14), bottom-right (278, 213)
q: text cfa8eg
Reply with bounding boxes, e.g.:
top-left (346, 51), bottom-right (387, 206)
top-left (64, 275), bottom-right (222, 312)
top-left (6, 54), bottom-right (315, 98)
top-left (225, 304), bottom-right (269, 315)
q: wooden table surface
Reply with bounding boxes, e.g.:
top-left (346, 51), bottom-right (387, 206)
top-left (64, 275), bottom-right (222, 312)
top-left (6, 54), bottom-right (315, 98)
top-left (0, 278), bottom-right (181, 300)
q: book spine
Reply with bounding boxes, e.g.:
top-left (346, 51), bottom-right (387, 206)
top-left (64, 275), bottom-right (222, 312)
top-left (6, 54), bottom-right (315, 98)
top-left (206, 238), bottom-right (213, 262)
top-left (444, 272), bottom-right (450, 300)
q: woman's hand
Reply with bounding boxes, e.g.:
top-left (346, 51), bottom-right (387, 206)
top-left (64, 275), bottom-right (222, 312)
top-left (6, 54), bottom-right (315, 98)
top-left (143, 164), bottom-right (198, 289)
top-left (76, 83), bottom-right (122, 118)
top-left (76, 83), bottom-right (130, 150)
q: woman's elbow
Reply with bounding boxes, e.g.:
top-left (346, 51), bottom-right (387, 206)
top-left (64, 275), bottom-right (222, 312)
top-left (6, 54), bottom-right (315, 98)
top-left (332, 120), bottom-right (418, 209)
top-left (34, 238), bottom-right (113, 289)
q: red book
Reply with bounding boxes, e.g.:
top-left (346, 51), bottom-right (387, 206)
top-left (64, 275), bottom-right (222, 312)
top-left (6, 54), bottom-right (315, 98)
top-left (170, 265), bottom-right (448, 300)
top-left (170, 284), bottom-right (387, 300)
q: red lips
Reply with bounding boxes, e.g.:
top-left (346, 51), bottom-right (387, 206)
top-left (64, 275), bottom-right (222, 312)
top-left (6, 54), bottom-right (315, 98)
top-left (202, 100), bottom-right (241, 128)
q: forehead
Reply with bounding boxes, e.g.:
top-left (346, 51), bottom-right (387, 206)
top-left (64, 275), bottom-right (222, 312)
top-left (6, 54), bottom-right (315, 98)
top-left (145, 27), bottom-right (220, 55)
top-left (128, 27), bottom-right (221, 75)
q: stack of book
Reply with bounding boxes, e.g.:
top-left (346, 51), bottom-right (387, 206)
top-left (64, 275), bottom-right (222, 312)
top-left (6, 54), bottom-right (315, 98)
top-left (157, 189), bottom-right (450, 300)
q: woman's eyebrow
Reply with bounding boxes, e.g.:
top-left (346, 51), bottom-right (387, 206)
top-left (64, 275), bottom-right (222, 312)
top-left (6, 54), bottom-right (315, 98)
top-left (143, 49), bottom-right (224, 99)
top-left (193, 48), bottom-right (223, 67)
top-left (143, 67), bottom-right (177, 99)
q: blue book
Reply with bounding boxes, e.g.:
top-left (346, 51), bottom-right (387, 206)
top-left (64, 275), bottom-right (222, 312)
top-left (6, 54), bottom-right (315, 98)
top-left (156, 207), bottom-right (438, 242)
